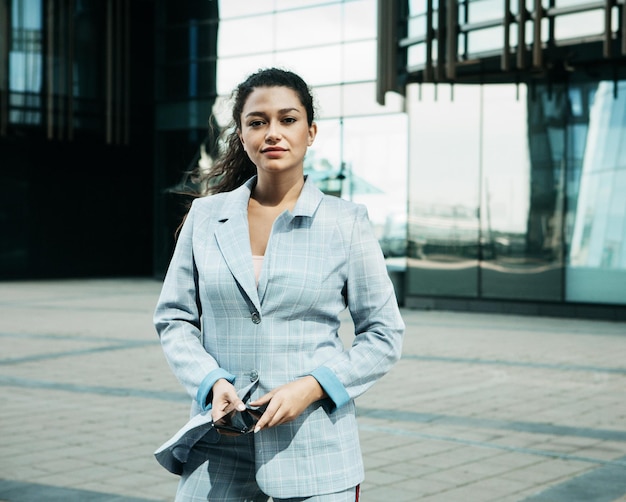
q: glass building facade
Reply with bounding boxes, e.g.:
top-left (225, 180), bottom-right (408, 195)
top-left (405, 80), bottom-right (626, 310)
top-left (384, 0), bottom-right (626, 317)
top-left (1, 0), bottom-right (624, 318)
top-left (152, 0), bottom-right (219, 277)
top-left (212, 0), bottom-right (408, 261)
top-left (210, 0), bottom-right (626, 317)
top-left (0, 0), bottom-right (156, 278)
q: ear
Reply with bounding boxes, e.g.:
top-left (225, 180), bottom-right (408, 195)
top-left (307, 122), bottom-right (317, 146)
top-left (237, 129), bottom-right (245, 147)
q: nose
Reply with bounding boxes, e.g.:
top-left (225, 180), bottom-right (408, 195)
top-left (265, 121), bottom-right (281, 142)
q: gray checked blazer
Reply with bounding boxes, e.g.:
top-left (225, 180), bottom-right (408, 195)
top-left (154, 175), bottom-right (405, 498)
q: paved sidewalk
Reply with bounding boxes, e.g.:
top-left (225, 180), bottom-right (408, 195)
top-left (0, 278), bottom-right (625, 502)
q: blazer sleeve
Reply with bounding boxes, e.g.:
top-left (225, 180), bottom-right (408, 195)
top-left (153, 200), bottom-right (235, 409)
top-left (311, 204), bottom-right (405, 408)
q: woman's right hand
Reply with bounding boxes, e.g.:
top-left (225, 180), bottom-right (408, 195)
top-left (211, 378), bottom-right (246, 421)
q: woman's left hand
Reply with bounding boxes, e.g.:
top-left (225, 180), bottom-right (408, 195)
top-left (249, 376), bottom-right (327, 432)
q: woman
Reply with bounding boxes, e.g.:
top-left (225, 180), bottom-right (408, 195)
top-left (154, 68), bottom-right (405, 501)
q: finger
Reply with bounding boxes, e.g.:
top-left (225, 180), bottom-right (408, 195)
top-left (265, 409), bottom-right (287, 429)
top-left (223, 399), bottom-right (246, 414)
top-left (212, 396), bottom-right (245, 420)
top-left (249, 391), bottom-right (273, 407)
top-left (253, 401), bottom-right (280, 433)
top-left (253, 409), bottom-right (271, 433)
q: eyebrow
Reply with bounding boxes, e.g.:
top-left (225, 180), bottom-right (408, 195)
top-left (244, 107), bottom-right (301, 118)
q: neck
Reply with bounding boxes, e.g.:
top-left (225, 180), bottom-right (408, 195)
top-left (252, 171), bottom-right (305, 207)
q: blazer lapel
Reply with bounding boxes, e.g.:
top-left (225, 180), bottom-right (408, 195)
top-left (256, 176), bottom-right (324, 305)
top-left (213, 180), bottom-right (261, 314)
top-left (213, 176), bottom-right (324, 312)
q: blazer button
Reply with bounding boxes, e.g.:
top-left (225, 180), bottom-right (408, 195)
top-left (251, 312), bottom-right (261, 324)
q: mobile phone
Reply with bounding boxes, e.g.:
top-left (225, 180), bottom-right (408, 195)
top-left (211, 407), bottom-right (264, 435)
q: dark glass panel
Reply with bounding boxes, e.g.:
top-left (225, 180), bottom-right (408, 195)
top-left (163, 23), bottom-right (218, 62)
top-left (74, 2), bottom-right (106, 100)
top-left (153, 128), bottom-right (209, 278)
top-left (160, 60), bottom-right (217, 100)
top-left (163, 0), bottom-right (216, 24)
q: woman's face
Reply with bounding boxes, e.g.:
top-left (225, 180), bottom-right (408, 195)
top-left (238, 86), bottom-right (317, 177)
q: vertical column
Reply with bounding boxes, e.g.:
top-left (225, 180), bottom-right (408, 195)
top-left (106, 0), bottom-right (112, 143)
top-left (603, 0), bottom-right (613, 58)
top-left (517, 0), bottom-right (527, 69)
top-left (436, 0), bottom-right (446, 80)
top-left (502, 0), bottom-right (511, 71)
top-left (47, 0), bottom-right (55, 139)
top-left (425, 0), bottom-right (434, 82)
top-left (445, 0), bottom-right (457, 80)
top-left (114, 0), bottom-right (122, 145)
top-left (105, 0), bottom-right (129, 145)
top-left (622, 0), bottom-right (626, 55)
top-left (532, 0), bottom-right (543, 69)
top-left (42, 0), bottom-right (75, 141)
top-left (123, 0), bottom-right (130, 145)
top-left (376, 0), bottom-right (402, 104)
top-left (0, 0), bottom-right (8, 136)
top-left (56, 0), bottom-right (66, 140)
top-left (67, 0), bottom-right (74, 140)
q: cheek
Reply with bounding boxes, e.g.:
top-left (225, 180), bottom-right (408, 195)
top-left (241, 132), bottom-right (260, 152)
top-left (240, 136), bottom-right (253, 154)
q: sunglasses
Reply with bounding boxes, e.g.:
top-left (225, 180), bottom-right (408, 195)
top-left (211, 407), bottom-right (264, 436)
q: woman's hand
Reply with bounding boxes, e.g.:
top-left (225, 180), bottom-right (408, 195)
top-left (211, 378), bottom-right (246, 421)
top-left (249, 376), bottom-right (327, 432)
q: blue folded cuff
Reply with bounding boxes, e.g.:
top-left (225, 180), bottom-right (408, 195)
top-left (309, 366), bottom-right (350, 410)
top-left (196, 368), bottom-right (236, 411)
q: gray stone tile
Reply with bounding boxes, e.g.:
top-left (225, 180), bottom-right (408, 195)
top-left (1, 279), bottom-right (625, 501)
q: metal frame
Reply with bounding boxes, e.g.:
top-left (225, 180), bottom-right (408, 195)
top-left (390, 0), bottom-right (626, 85)
top-left (376, 0), bottom-right (408, 104)
top-left (106, 0), bottom-right (131, 145)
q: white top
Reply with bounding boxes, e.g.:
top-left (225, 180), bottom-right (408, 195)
top-left (252, 255), bottom-right (264, 286)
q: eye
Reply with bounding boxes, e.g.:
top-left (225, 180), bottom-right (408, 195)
top-left (248, 119), bottom-right (265, 127)
top-left (282, 117), bottom-right (297, 124)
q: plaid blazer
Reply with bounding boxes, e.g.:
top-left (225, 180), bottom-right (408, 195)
top-left (154, 176), bottom-right (404, 498)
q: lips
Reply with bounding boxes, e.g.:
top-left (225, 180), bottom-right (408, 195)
top-left (261, 147), bottom-right (287, 159)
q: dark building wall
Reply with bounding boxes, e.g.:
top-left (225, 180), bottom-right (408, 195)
top-left (152, 0), bottom-right (220, 279)
top-left (0, 0), bottom-right (156, 279)
top-left (1, 139), bottom-right (153, 278)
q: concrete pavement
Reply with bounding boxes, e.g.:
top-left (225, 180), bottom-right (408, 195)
top-left (0, 278), bottom-right (625, 501)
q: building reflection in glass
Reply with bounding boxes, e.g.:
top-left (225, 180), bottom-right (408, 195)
top-left (406, 84), bottom-right (481, 297)
top-left (566, 82), bottom-right (626, 305)
top-left (406, 79), bottom-right (626, 305)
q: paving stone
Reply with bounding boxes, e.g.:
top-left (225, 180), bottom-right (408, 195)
top-left (1, 278), bottom-right (625, 501)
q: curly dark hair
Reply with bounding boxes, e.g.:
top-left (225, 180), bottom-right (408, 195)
top-left (202, 67), bottom-right (316, 195)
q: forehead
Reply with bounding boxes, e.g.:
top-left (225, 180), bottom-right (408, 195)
top-left (242, 86), bottom-right (304, 114)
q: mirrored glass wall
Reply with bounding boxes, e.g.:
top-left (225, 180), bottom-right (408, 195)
top-left (406, 79), bottom-right (626, 306)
